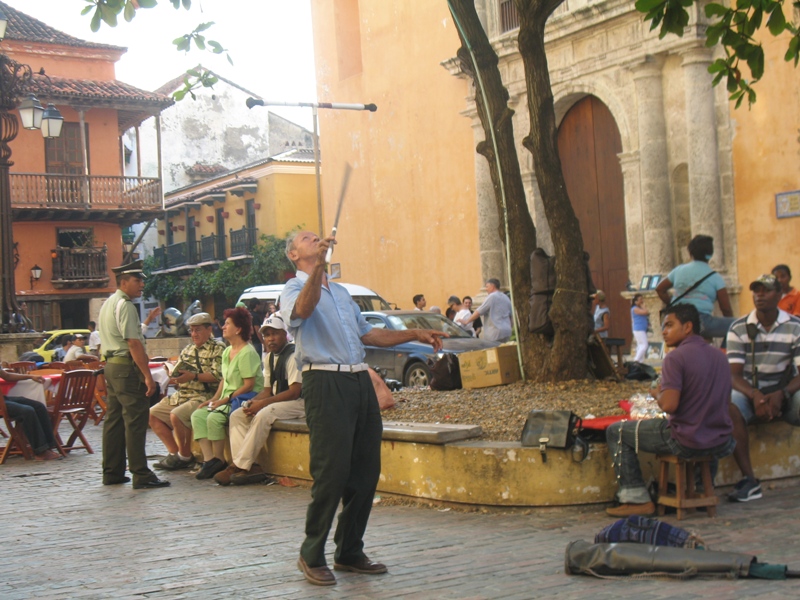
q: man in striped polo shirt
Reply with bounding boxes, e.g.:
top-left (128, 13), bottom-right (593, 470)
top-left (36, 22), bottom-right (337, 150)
top-left (727, 274), bottom-right (800, 502)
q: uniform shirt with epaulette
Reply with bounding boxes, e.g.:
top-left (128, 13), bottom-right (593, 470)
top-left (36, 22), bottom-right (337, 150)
top-left (168, 338), bottom-right (225, 405)
top-left (98, 289), bottom-right (144, 357)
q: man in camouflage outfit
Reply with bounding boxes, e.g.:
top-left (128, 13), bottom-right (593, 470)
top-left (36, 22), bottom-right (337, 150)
top-left (148, 312), bottom-right (225, 470)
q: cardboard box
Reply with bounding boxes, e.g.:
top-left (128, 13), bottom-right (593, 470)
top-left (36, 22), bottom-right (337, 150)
top-left (458, 344), bottom-right (521, 389)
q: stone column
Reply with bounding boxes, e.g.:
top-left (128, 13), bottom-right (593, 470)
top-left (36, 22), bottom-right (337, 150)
top-left (631, 56), bottom-right (674, 274)
top-left (618, 150), bottom-right (645, 285)
top-left (681, 46), bottom-right (724, 268)
top-left (471, 119), bottom-right (506, 286)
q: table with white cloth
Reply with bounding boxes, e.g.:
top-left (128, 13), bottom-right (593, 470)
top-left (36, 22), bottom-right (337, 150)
top-left (0, 375), bottom-right (60, 405)
top-left (2, 365), bottom-right (167, 407)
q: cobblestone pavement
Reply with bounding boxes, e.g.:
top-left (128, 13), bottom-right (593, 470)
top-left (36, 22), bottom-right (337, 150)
top-left (3, 422), bottom-right (800, 599)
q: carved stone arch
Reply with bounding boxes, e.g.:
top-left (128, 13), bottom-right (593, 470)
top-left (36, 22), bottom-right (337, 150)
top-left (552, 80), bottom-right (633, 155)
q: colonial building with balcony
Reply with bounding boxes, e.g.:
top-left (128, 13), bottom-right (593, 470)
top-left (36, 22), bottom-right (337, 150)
top-left (2, 2), bottom-right (172, 330)
top-left (152, 147), bottom-right (318, 315)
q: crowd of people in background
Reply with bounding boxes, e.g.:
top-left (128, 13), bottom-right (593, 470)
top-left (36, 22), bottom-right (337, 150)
top-left (412, 277), bottom-right (518, 342)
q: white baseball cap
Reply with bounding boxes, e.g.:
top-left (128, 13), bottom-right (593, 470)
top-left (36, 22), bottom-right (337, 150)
top-left (260, 314), bottom-right (287, 334)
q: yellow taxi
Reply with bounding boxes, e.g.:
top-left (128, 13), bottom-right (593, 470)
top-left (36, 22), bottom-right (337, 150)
top-left (32, 329), bottom-right (91, 363)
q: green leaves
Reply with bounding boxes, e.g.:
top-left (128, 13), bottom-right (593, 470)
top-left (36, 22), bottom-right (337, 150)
top-left (84, 0), bottom-right (157, 31)
top-left (144, 235), bottom-right (293, 304)
top-left (171, 68), bottom-right (221, 101)
top-left (639, 0), bottom-right (799, 108)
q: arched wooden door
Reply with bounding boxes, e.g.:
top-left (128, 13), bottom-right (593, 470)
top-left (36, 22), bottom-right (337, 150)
top-left (557, 96), bottom-right (630, 347)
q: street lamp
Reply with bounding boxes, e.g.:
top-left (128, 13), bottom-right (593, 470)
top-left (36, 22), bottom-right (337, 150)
top-left (29, 264), bottom-right (42, 290)
top-left (0, 11), bottom-right (63, 332)
top-left (18, 93), bottom-right (43, 129)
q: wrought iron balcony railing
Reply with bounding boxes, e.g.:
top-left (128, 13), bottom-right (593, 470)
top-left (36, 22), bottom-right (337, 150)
top-left (230, 227), bottom-right (258, 257)
top-left (165, 241), bottom-right (201, 268)
top-left (200, 234), bottom-right (226, 262)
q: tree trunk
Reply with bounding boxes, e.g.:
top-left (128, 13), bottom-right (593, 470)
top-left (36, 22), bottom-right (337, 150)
top-left (516, 0), bottom-right (590, 380)
top-left (448, 0), bottom-right (590, 381)
top-left (448, 0), bottom-right (547, 380)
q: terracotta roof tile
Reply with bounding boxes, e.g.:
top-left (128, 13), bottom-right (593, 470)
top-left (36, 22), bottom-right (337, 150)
top-left (36, 74), bottom-right (173, 107)
top-left (0, 1), bottom-right (125, 52)
top-left (186, 163), bottom-right (229, 176)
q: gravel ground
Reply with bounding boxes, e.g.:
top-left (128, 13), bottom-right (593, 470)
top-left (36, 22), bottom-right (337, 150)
top-left (385, 379), bottom-right (654, 441)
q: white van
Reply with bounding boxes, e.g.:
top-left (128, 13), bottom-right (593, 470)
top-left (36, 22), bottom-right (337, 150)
top-left (238, 282), bottom-right (394, 312)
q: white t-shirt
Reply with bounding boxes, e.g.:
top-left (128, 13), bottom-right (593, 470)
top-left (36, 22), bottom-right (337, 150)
top-left (64, 345), bottom-right (86, 362)
top-left (88, 330), bottom-right (101, 350)
top-left (263, 347), bottom-right (303, 394)
top-left (454, 308), bottom-right (475, 336)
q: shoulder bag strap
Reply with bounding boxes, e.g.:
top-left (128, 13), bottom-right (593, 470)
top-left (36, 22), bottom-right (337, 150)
top-left (195, 346), bottom-right (213, 392)
top-left (667, 271), bottom-right (717, 308)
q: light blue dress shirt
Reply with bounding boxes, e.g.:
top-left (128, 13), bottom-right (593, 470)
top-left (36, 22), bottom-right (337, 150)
top-left (279, 270), bottom-right (372, 368)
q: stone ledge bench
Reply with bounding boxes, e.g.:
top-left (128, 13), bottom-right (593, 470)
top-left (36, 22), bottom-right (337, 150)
top-left (271, 419), bottom-right (483, 445)
top-left (255, 419), bottom-right (800, 507)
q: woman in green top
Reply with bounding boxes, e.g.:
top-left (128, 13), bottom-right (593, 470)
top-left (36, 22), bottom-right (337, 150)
top-left (192, 307), bottom-right (264, 480)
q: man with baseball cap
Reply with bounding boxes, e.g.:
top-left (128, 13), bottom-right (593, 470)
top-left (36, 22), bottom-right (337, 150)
top-left (462, 277), bottom-right (513, 342)
top-left (63, 334), bottom-right (87, 362)
top-left (150, 312), bottom-right (224, 471)
top-left (726, 273), bottom-right (800, 502)
top-left (214, 313), bottom-right (304, 486)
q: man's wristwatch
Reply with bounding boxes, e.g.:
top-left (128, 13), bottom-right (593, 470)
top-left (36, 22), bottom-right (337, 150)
top-left (783, 388), bottom-right (792, 403)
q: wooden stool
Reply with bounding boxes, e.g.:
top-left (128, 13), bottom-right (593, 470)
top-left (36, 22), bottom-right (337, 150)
top-left (604, 338), bottom-right (625, 368)
top-left (656, 454), bottom-right (718, 519)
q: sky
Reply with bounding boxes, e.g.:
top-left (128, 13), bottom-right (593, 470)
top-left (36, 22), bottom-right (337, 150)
top-left (6, 0), bottom-right (318, 128)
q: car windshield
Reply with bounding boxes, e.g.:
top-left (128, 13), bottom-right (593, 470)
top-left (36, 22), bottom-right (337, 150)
top-left (386, 314), bottom-right (471, 338)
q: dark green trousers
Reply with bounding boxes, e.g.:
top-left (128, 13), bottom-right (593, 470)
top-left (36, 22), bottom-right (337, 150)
top-left (102, 362), bottom-right (156, 486)
top-left (300, 370), bottom-right (383, 567)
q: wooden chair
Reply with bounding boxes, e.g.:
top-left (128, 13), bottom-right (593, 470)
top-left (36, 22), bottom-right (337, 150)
top-left (8, 361), bottom-right (37, 374)
top-left (0, 392), bottom-right (34, 464)
top-left (656, 454), bottom-right (719, 520)
top-left (50, 369), bottom-right (97, 455)
top-left (47, 362), bottom-right (66, 370)
top-left (77, 354), bottom-right (99, 364)
top-left (64, 360), bottom-right (85, 371)
top-left (91, 371), bottom-right (108, 425)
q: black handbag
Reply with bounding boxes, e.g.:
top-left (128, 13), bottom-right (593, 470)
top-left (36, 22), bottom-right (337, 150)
top-left (520, 410), bottom-right (586, 462)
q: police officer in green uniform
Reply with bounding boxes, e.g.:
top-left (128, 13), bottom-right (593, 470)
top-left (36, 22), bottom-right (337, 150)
top-left (99, 260), bottom-right (169, 489)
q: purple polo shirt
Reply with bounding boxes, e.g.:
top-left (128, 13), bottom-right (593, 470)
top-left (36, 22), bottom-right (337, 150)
top-left (660, 334), bottom-right (732, 449)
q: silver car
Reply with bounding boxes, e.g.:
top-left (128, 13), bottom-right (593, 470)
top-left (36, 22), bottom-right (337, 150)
top-left (362, 311), bottom-right (500, 387)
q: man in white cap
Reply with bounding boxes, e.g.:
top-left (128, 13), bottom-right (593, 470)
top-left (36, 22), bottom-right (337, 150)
top-left (149, 312), bottom-right (224, 471)
top-left (63, 334), bottom-right (87, 362)
top-left (214, 313), bottom-right (304, 486)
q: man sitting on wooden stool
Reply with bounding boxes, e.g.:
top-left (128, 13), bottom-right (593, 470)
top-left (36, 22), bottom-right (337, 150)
top-left (605, 303), bottom-right (734, 516)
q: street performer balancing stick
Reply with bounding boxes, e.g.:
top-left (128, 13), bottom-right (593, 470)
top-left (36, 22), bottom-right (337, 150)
top-left (325, 162), bottom-right (352, 264)
top-left (280, 230), bottom-right (448, 586)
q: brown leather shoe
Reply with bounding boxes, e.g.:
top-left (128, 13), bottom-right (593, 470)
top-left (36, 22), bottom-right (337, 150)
top-left (231, 464), bottom-right (271, 486)
top-left (606, 501), bottom-right (656, 517)
top-left (333, 555), bottom-right (388, 574)
top-left (297, 556), bottom-right (336, 586)
top-left (214, 464), bottom-right (244, 486)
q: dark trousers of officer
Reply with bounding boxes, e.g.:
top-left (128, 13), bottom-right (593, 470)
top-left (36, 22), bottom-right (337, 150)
top-left (102, 362), bottom-right (155, 485)
top-left (5, 396), bottom-right (56, 454)
top-left (300, 370), bottom-right (383, 567)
